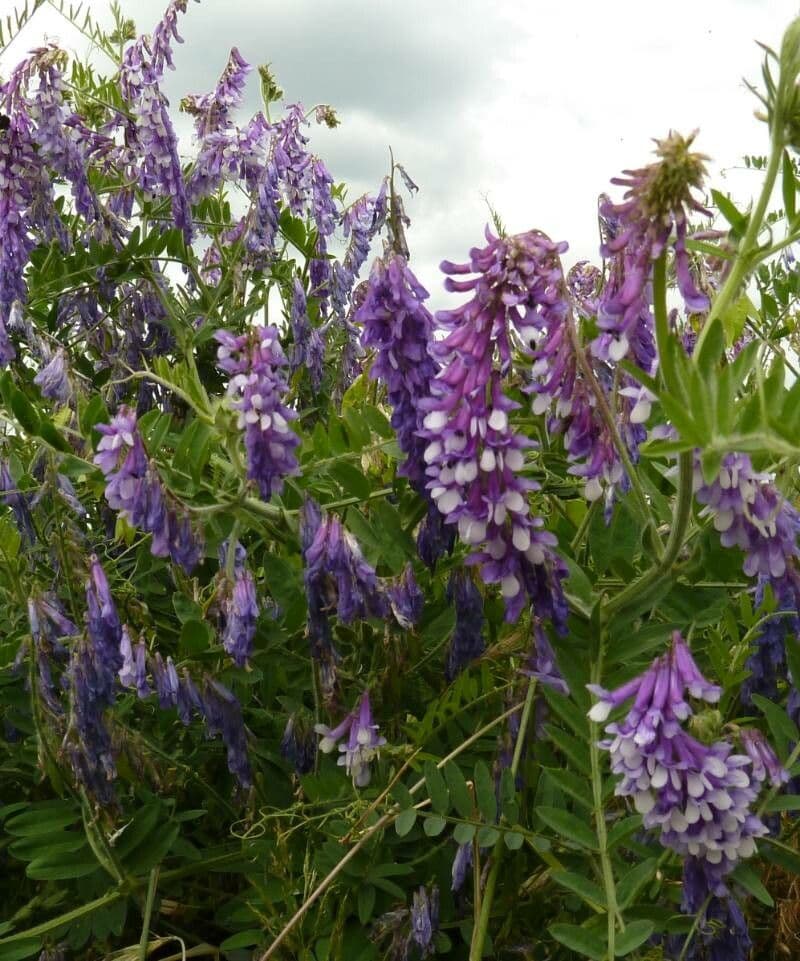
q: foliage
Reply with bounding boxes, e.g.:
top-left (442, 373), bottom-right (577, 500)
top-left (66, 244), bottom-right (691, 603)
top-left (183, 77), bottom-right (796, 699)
top-left (3, 4), bottom-right (800, 961)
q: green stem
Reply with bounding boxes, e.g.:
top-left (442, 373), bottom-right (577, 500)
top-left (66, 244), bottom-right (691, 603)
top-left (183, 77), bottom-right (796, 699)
top-left (694, 121), bottom-right (784, 358)
top-left (469, 680), bottom-right (537, 961)
top-left (589, 635), bottom-right (622, 961)
top-left (605, 449), bottom-right (694, 619)
top-left (0, 890), bottom-right (125, 946)
top-left (677, 894), bottom-right (712, 961)
top-left (138, 867), bottom-right (160, 961)
top-left (566, 310), bottom-right (663, 560)
top-left (652, 254), bottom-right (670, 381)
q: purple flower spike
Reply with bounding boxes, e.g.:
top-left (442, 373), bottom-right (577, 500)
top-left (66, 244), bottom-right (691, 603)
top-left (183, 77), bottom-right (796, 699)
top-left (199, 677), bottom-right (252, 789)
top-left (589, 632), bottom-right (772, 878)
top-left (215, 325), bottom-right (300, 500)
top-left (182, 46), bottom-right (250, 139)
top-left (280, 715), bottom-right (316, 775)
top-left (118, 626), bottom-right (150, 699)
top-left (218, 543), bottom-right (259, 668)
top-left (444, 570), bottom-right (485, 681)
top-left (408, 886), bottom-right (439, 958)
top-left (421, 228), bottom-right (571, 624)
top-left (95, 406), bottom-right (202, 572)
top-left (315, 691), bottom-right (386, 787)
top-left (451, 842), bottom-right (473, 892)
top-left (34, 348), bottom-right (71, 403)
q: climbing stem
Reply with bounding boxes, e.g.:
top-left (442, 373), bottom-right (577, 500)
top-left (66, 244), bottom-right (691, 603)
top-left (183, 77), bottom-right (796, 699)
top-left (605, 449), bottom-right (694, 619)
top-left (138, 867), bottom-right (160, 961)
top-left (468, 678), bottom-right (537, 961)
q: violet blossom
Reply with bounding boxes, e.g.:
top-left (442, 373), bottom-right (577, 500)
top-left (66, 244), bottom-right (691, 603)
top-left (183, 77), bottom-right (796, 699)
top-left (407, 886), bottom-right (439, 959)
top-left (181, 46), bottom-right (250, 139)
top-left (33, 348), bottom-right (71, 404)
top-left (280, 715), bottom-right (317, 775)
top-left (215, 324), bottom-right (300, 500)
top-left (388, 563), bottom-right (424, 629)
top-left (444, 570), bottom-right (485, 682)
top-left (118, 626), bottom-right (150, 699)
top-left (94, 406), bottom-right (202, 572)
top-left (589, 632), bottom-right (772, 882)
top-left (315, 690), bottom-right (386, 787)
top-left (217, 541), bottom-right (259, 668)
top-left (421, 228), bottom-right (568, 625)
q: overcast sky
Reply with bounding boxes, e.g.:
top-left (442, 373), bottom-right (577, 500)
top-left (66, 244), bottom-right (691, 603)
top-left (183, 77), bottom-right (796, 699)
top-left (5, 0), bottom-right (800, 306)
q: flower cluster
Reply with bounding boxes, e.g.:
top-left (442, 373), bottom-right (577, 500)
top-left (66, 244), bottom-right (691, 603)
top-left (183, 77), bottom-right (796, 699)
top-left (315, 691), bottom-right (386, 787)
top-left (408, 886), bottom-right (439, 958)
top-left (694, 452), bottom-right (800, 701)
top-left (444, 570), bottom-right (485, 681)
top-left (421, 228), bottom-right (568, 625)
top-left (280, 715), bottom-right (317, 775)
top-left (215, 324), bottom-right (300, 500)
top-left (598, 130), bottom-right (711, 353)
top-left (589, 633), bottom-right (777, 885)
top-left (181, 46), bottom-right (250, 139)
top-left (0, 459), bottom-right (35, 544)
top-left (94, 406), bottom-right (202, 572)
top-left (27, 593), bottom-right (76, 716)
top-left (66, 558), bottom-right (125, 803)
top-left (118, 0), bottom-right (193, 241)
top-left (216, 541), bottom-right (259, 668)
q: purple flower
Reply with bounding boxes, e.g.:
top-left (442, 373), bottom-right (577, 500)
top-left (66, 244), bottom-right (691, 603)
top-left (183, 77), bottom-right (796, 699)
top-left (151, 652), bottom-right (180, 709)
top-left (315, 691), bottom-right (386, 787)
top-left (408, 886), bottom-right (439, 958)
top-left (356, 254), bottom-right (438, 493)
top-left (444, 570), bottom-right (485, 681)
top-left (388, 563), bottom-right (423, 629)
top-left (181, 47), bottom-right (250, 139)
top-left (28, 594), bottom-right (76, 716)
top-left (33, 348), bottom-right (71, 403)
top-left (280, 715), bottom-right (317, 775)
top-left (599, 131), bottom-right (711, 346)
top-left (118, 2), bottom-right (194, 241)
top-left (118, 626), bottom-right (150, 699)
top-left (218, 544), bottom-right (259, 668)
top-left (589, 632), bottom-right (771, 877)
top-left (740, 728), bottom-right (788, 787)
top-left (289, 278), bottom-right (324, 389)
top-left (451, 842), bottom-right (473, 892)
top-left (199, 677), bottom-right (252, 789)
top-left (0, 459), bottom-right (35, 544)
top-left (94, 407), bottom-right (202, 572)
top-left (671, 859), bottom-right (752, 961)
top-left (216, 325), bottom-right (300, 500)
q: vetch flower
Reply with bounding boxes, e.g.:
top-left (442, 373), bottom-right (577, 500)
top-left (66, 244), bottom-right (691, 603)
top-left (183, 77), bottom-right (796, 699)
top-left (740, 728), bottom-right (788, 787)
top-left (181, 46), bottom-right (250, 139)
top-left (589, 632), bottom-right (771, 879)
top-left (315, 691), bottom-right (386, 787)
top-left (444, 570), bottom-right (485, 681)
top-left (388, 563), bottom-right (423, 629)
top-left (280, 715), bottom-right (317, 775)
top-left (407, 886), bottom-right (439, 958)
top-left (217, 541), bottom-right (259, 668)
top-left (215, 325), bottom-right (300, 500)
top-left (199, 676), bottom-right (252, 789)
top-left (118, 626), bottom-right (150, 699)
top-left (33, 348), bottom-right (71, 404)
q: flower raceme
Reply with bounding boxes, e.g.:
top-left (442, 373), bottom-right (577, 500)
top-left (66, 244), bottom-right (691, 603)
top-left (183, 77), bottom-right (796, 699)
top-left (215, 324), bottom-right (300, 500)
top-left (589, 633), bottom-right (780, 881)
top-left (421, 228), bottom-right (568, 625)
top-left (94, 406), bottom-right (201, 572)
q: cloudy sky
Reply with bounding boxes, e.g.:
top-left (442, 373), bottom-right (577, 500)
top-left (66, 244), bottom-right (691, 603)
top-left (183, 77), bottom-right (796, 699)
top-left (5, 0), bottom-right (800, 306)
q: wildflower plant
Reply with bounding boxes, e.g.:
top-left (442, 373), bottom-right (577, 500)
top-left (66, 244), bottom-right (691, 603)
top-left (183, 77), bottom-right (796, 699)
top-left (4, 5), bottom-right (800, 961)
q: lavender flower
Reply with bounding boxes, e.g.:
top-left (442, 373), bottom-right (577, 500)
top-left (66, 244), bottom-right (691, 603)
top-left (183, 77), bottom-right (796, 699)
top-left (421, 228), bottom-right (568, 625)
top-left (357, 254), bottom-right (438, 491)
top-left (199, 677), bottom-right (252, 789)
top-left (315, 691), bottom-right (386, 787)
top-left (94, 407), bottom-right (202, 572)
top-left (451, 842), bottom-right (473, 892)
top-left (280, 715), bottom-right (317, 775)
top-left (215, 325), bottom-right (300, 500)
top-left (0, 459), bottom-right (34, 544)
top-left (217, 542), bottom-right (259, 667)
top-left (118, 1), bottom-right (193, 241)
top-left (28, 593), bottom-right (76, 716)
top-left (671, 859), bottom-right (752, 961)
top-left (407, 886), bottom-right (439, 958)
top-left (589, 632), bottom-right (771, 878)
top-left (598, 131), bottom-right (711, 358)
top-left (289, 278), bottom-right (324, 389)
top-left (740, 728), bottom-right (788, 787)
top-left (388, 563), bottom-right (424, 629)
top-left (151, 652), bottom-right (180, 709)
top-left (444, 570), bottom-right (485, 681)
top-left (118, 626), bottom-right (150, 699)
top-left (33, 348), bottom-right (71, 404)
top-left (181, 47), bottom-right (250, 139)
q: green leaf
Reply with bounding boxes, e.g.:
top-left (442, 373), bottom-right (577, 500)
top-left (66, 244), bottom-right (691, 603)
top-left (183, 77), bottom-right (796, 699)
top-left (219, 930), bottom-right (263, 951)
top-left (730, 862), bottom-right (774, 907)
top-left (444, 762), bottom-right (473, 819)
top-left (712, 188), bottom-right (748, 235)
top-left (357, 884), bottom-right (376, 925)
top-left (541, 768), bottom-right (593, 811)
top-left (545, 725), bottom-right (592, 775)
top-left (124, 822), bottom-right (179, 874)
top-left (762, 837), bottom-right (800, 875)
top-left (453, 822), bottom-right (476, 845)
top-left (695, 315), bottom-right (725, 377)
top-left (504, 831), bottom-right (524, 850)
top-left (395, 809), bottom-right (417, 837)
top-left (617, 858), bottom-right (658, 909)
top-left (750, 693), bottom-right (799, 750)
top-left (614, 920), bottom-right (654, 956)
top-left (764, 794), bottom-right (800, 812)
top-left (473, 761), bottom-right (497, 823)
top-left (25, 849), bottom-right (101, 880)
top-left (422, 816), bottom-right (447, 837)
top-left (5, 804), bottom-right (78, 836)
top-left (606, 815), bottom-right (643, 850)
top-left (179, 618), bottom-right (214, 655)
top-left (550, 870), bottom-right (606, 907)
top-left (549, 923), bottom-right (605, 960)
top-left (423, 761), bottom-right (450, 815)
top-left (477, 826), bottom-right (500, 846)
top-left (541, 686), bottom-right (588, 736)
top-left (0, 939), bottom-right (43, 961)
top-left (536, 807), bottom-right (598, 850)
